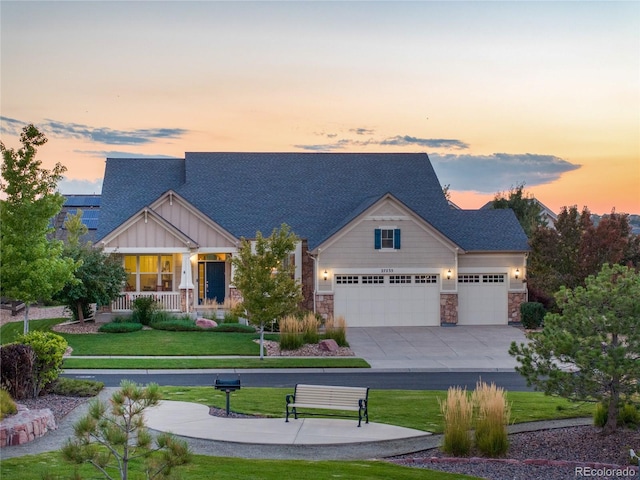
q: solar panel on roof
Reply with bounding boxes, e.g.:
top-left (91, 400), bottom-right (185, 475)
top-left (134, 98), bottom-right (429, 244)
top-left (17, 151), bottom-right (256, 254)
top-left (63, 195), bottom-right (101, 207)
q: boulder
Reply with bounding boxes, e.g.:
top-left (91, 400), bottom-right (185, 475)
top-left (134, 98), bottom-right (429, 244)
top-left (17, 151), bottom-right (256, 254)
top-left (319, 339), bottom-right (339, 352)
top-left (196, 318), bottom-right (218, 328)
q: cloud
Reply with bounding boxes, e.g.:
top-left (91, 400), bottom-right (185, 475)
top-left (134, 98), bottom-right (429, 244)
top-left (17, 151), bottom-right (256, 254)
top-left (58, 177), bottom-right (103, 194)
top-left (349, 128), bottom-right (375, 135)
top-left (294, 133), bottom-right (468, 152)
top-left (293, 139), bottom-right (352, 151)
top-left (431, 153), bottom-right (581, 192)
top-left (380, 135), bottom-right (469, 150)
top-left (74, 150), bottom-right (182, 159)
top-left (45, 120), bottom-right (188, 145)
top-left (0, 116), bottom-right (25, 136)
top-left (1, 116), bottom-right (188, 145)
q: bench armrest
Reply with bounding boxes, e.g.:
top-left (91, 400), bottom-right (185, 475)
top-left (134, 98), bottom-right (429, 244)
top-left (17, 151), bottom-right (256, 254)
top-left (286, 393), bottom-right (295, 405)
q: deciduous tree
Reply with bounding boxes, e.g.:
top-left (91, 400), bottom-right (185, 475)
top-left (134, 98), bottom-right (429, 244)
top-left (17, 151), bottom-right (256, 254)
top-left (0, 124), bottom-right (77, 333)
top-left (230, 224), bottom-right (303, 359)
top-left (509, 264), bottom-right (640, 435)
top-left (491, 183), bottom-right (544, 238)
top-left (55, 210), bottom-right (127, 322)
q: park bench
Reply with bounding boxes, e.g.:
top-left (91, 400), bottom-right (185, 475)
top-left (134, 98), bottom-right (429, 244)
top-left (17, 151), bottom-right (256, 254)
top-left (285, 384), bottom-right (369, 427)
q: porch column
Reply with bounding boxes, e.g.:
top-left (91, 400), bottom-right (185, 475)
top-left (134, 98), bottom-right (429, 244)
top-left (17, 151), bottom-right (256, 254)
top-left (179, 253), bottom-right (195, 313)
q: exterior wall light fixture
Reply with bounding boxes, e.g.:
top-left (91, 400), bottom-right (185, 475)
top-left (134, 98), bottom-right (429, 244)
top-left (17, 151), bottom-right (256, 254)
top-left (446, 269), bottom-right (452, 280)
top-left (515, 268), bottom-right (520, 280)
top-left (323, 270), bottom-right (328, 281)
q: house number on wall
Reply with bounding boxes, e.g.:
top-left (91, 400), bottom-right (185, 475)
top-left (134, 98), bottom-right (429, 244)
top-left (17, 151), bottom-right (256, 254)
top-left (380, 268), bottom-right (394, 273)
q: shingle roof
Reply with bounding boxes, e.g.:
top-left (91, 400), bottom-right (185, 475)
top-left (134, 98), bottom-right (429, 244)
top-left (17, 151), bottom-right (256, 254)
top-left (96, 152), bottom-right (529, 252)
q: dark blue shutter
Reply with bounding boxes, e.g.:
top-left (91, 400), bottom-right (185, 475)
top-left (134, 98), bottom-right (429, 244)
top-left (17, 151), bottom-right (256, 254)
top-left (374, 229), bottom-right (381, 250)
top-left (394, 229), bottom-right (401, 249)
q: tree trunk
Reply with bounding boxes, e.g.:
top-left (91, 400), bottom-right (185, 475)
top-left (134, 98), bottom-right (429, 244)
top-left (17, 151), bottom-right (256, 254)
top-left (259, 324), bottom-right (265, 360)
top-left (76, 302), bottom-right (85, 323)
top-left (603, 380), bottom-right (619, 435)
top-left (23, 304), bottom-right (30, 335)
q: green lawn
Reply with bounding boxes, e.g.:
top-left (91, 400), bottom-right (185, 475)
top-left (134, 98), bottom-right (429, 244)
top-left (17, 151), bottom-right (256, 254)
top-left (0, 453), bottom-right (479, 480)
top-left (1, 318), bottom-right (371, 368)
top-left (158, 386), bottom-right (595, 433)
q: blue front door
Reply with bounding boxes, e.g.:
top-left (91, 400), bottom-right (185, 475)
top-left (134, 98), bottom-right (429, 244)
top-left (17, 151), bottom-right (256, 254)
top-left (198, 261), bottom-right (226, 304)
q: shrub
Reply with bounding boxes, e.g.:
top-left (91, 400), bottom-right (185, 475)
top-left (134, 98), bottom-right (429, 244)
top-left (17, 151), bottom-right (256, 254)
top-left (17, 331), bottom-right (68, 397)
top-left (472, 381), bottom-right (511, 457)
top-left (0, 343), bottom-right (36, 400)
top-left (221, 311), bottom-right (240, 324)
top-left (301, 312), bottom-right (320, 344)
top-left (131, 296), bottom-right (160, 325)
top-left (99, 322), bottom-right (144, 333)
top-left (112, 314), bottom-right (135, 323)
top-left (595, 401), bottom-right (640, 428)
top-left (47, 377), bottom-right (104, 397)
top-left (279, 316), bottom-right (304, 351)
top-left (618, 403), bottom-right (639, 428)
top-left (212, 323), bottom-right (256, 333)
top-left (0, 388), bottom-right (17, 420)
top-left (593, 402), bottom-right (608, 427)
top-left (520, 302), bottom-right (545, 329)
top-left (324, 315), bottom-right (348, 347)
top-left (150, 317), bottom-right (201, 331)
top-left (439, 386), bottom-right (473, 456)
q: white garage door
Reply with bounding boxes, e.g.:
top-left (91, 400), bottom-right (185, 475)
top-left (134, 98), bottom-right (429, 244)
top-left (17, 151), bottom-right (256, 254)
top-left (457, 274), bottom-right (508, 325)
top-left (334, 274), bottom-right (440, 327)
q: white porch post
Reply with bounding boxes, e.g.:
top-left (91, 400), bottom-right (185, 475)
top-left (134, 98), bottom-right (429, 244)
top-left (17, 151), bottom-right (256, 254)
top-left (179, 253), bottom-right (195, 313)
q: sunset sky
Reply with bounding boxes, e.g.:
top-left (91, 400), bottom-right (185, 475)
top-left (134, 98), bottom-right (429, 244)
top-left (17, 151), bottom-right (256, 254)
top-left (1, 1), bottom-right (638, 215)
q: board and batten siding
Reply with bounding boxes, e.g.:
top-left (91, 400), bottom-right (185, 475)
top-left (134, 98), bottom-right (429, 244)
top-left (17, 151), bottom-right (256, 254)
top-left (105, 217), bottom-right (188, 249)
top-left (154, 199), bottom-right (236, 249)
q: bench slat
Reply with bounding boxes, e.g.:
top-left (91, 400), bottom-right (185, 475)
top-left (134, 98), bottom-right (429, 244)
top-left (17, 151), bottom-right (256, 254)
top-left (285, 384), bottom-right (369, 426)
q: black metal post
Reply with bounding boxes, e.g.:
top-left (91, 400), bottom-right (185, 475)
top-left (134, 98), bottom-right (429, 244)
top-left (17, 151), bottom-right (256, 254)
top-left (225, 389), bottom-right (231, 416)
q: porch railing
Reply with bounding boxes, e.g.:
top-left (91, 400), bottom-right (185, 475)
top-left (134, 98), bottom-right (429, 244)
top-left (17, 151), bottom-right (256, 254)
top-left (111, 292), bottom-right (182, 312)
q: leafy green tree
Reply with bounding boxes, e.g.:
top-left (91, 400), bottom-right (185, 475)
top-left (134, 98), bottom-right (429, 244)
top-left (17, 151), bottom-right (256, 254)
top-left (0, 124), bottom-right (77, 333)
top-left (55, 210), bottom-right (127, 322)
top-left (230, 224), bottom-right (303, 359)
top-left (491, 183), bottom-right (544, 238)
top-left (509, 264), bottom-right (640, 435)
top-left (16, 330), bottom-right (68, 397)
top-left (62, 380), bottom-right (191, 480)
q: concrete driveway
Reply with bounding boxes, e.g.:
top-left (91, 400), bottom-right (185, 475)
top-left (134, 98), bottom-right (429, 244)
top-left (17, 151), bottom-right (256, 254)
top-left (346, 326), bottom-right (529, 371)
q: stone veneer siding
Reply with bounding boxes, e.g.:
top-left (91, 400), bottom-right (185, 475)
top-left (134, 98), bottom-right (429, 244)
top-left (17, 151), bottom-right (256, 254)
top-left (315, 293), bottom-right (334, 320)
top-left (508, 292), bottom-right (527, 324)
top-left (440, 293), bottom-right (458, 325)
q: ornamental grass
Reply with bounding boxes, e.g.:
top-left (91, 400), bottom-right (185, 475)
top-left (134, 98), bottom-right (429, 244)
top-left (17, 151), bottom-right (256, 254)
top-left (439, 386), bottom-right (473, 456)
top-left (278, 316), bottom-right (304, 351)
top-left (472, 380), bottom-right (511, 457)
top-left (324, 315), bottom-right (348, 347)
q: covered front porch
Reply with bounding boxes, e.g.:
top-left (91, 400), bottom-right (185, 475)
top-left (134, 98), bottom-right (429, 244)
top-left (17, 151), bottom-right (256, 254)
top-left (109, 251), bottom-right (235, 313)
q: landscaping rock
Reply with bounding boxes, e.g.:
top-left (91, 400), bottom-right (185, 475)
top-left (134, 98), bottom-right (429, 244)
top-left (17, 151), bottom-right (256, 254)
top-left (196, 318), bottom-right (218, 328)
top-left (319, 339), bottom-right (339, 352)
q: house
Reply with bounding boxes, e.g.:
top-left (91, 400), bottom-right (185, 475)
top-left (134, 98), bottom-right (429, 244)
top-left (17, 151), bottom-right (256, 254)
top-left (51, 194), bottom-right (101, 243)
top-left (96, 153), bottom-right (530, 326)
top-left (480, 198), bottom-right (558, 228)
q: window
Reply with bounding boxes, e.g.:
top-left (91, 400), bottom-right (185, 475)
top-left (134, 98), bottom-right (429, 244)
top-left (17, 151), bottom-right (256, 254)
top-left (483, 274), bottom-right (505, 283)
top-left (362, 275), bottom-right (384, 284)
top-left (123, 255), bottom-right (174, 292)
top-left (374, 228), bottom-right (401, 250)
top-left (458, 274), bottom-right (480, 283)
top-left (415, 275), bottom-right (437, 284)
top-left (390, 275), bottom-right (412, 284)
top-left (336, 275), bottom-right (359, 284)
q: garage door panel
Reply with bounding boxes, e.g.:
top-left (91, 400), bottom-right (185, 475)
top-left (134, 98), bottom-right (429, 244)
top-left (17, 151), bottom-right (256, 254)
top-left (334, 274), bottom-right (439, 327)
top-left (458, 274), bottom-right (507, 325)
